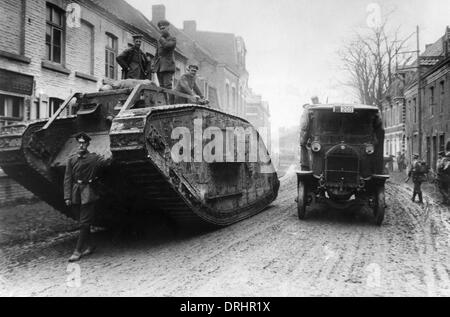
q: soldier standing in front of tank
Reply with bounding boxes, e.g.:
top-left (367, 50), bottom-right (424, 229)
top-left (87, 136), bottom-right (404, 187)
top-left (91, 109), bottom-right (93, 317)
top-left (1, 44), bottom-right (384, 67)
top-left (437, 151), bottom-right (450, 205)
top-left (64, 133), bottom-right (111, 262)
top-left (116, 34), bottom-right (151, 80)
top-left (406, 153), bottom-right (428, 204)
top-left (152, 20), bottom-right (177, 91)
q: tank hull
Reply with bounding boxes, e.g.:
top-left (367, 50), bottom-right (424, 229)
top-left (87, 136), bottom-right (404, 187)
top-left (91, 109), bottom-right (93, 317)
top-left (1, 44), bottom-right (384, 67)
top-left (0, 91), bottom-right (279, 228)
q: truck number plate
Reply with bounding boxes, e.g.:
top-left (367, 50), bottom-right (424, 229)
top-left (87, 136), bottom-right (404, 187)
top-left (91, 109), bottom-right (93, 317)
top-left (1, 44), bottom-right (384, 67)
top-left (334, 105), bottom-right (354, 113)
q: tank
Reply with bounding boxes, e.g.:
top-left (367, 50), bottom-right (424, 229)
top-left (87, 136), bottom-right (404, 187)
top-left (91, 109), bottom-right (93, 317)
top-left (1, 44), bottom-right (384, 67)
top-left (0, 83), bottom-right (279, 228)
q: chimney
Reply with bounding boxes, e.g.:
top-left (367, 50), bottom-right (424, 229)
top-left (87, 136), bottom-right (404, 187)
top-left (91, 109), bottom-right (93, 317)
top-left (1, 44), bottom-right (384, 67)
top-left (152, 5), bottom-right (166, 24)
top-left (183, 21), bottom-right (197, 35)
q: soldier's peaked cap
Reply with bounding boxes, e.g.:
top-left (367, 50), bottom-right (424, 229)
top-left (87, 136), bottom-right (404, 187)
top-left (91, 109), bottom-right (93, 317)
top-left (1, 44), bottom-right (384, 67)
top-left (132, 34), bottom-right (143, 40)
top-left (75, 132), bottom-right (91, 143)
top-left (157, 20), bottom-right (170, 28)
top-left (413, 153), bottom-right (419, 157)
top-left (439, 151), bottom-right (445, 156)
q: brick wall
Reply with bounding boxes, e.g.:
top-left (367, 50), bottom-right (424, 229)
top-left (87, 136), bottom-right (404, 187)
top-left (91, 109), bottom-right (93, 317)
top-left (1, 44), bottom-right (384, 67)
top-left (0, 0), bottom-right (24, 55)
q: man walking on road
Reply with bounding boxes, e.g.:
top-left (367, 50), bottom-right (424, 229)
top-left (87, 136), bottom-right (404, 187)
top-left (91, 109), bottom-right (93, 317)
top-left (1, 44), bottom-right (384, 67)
top-left (64, 133), bottom-right (111, 262)
top-left (406, 153), bottom-right (428, 204)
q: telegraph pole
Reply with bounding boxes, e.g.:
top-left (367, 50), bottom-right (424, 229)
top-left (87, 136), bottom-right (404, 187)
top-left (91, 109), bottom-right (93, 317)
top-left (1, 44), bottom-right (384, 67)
top-left (416, 25), bottom-right (423, 156)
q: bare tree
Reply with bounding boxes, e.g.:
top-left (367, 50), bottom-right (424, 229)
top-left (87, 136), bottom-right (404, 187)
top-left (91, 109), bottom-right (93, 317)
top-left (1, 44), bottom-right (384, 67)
top-left (339, 21), bottom-right (413, 111)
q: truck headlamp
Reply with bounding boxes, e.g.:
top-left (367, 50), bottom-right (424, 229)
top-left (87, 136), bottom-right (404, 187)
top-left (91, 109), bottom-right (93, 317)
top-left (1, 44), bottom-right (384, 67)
top-left (365, 144), bottom-right (375, 155)
top-left (311, 141), bottom-right (322, 153)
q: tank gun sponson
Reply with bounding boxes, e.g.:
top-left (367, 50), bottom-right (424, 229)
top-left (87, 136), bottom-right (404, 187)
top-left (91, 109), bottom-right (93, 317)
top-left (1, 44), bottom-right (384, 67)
top-left (0, 84), bottom-right (279, 228)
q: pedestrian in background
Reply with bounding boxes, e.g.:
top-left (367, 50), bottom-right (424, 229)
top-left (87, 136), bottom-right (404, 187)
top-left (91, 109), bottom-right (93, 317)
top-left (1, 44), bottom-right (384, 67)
top-left (406, 153), bottom-right (429, 204)
top-left (437, 151), bottom-right (450, 205)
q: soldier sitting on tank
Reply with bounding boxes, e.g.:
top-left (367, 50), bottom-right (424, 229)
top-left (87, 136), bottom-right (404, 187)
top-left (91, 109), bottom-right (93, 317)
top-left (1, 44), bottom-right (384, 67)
top-left (64, 133), bottom-right (111, 262)
top-left (174, 65), bottom-right (207, 104)
top-left (406, 153), bottom-right (429, 204)
top-left (437, 151), bottom-right (450, 205)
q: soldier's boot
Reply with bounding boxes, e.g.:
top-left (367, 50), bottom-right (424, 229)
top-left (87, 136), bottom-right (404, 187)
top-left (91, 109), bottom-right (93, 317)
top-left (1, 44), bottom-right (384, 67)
top-left (418, 192), bottom-right (424, 204)
top-left (69, 225), bottom-right (91, 262)
top-left (412, 193), bottom-right (416, 202)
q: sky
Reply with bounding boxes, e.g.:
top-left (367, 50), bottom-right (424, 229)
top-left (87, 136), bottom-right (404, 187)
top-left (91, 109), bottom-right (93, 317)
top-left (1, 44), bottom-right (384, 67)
top-left (126, 0), bottom-right (450, 130)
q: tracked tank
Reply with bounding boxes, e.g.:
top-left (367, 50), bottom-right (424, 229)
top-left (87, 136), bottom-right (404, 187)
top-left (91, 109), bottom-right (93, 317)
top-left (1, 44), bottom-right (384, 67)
top-left (0, 83), bottom-right (279, 228)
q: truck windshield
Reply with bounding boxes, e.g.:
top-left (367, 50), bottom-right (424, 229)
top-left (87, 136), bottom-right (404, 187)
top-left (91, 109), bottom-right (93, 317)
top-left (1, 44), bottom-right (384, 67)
top-left (315, 110), bottom-right (373, 135)
top-left (316, 112), bottom-right (341, 133)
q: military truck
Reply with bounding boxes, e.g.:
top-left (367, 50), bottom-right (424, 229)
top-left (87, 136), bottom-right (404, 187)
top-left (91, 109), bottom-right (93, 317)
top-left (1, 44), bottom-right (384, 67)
top-left (297, 104), bottom-right (388, 225)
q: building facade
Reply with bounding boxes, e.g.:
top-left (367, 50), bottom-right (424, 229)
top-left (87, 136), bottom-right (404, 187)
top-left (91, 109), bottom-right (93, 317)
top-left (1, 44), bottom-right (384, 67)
top-left (245, 91), bottom-right (271, 150)
top-left (405, 28), bottom-right (450, 170)
top-left (0, 0), bottom-right (188, 127)
top-left (403, 27), bottom-right (450, 171)
top-left (182, 20), bottom-right (249, 117)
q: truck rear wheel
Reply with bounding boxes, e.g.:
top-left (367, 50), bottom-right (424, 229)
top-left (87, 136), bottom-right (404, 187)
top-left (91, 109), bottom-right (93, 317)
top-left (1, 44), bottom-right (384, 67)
top-left (297, 181), bottom-right (307, 220)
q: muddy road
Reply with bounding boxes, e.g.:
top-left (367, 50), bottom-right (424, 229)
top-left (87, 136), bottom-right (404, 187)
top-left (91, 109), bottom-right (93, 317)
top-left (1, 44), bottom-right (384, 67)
top-left (1, 174), bottom-right (450, 297)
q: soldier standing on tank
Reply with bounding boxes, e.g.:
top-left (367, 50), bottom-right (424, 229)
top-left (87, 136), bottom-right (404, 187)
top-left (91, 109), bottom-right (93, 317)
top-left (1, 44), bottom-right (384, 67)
top-left (64, 133), bottom-right (111, 262)
top-left (116, 34), bottom-right (151, 80)
top-left (152, 20), bottom-right (177, 90)
top-left (437, 151), bottom-right (450, 205)
top-left (406, 153), bottom-right (428, 204)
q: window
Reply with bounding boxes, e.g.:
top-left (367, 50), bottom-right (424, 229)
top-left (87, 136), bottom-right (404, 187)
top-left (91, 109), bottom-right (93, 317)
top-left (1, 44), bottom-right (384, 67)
top-left (105, 33), bottom-right (118, 80)
top-left (408, 100), bottom-right (411, 123)
top-left (0, 94), bottom-right (24, 119)
top-left (46, 4), bottom-right (65, 64)
top-left (232, 87), bottom-right (236, 114)
top-left (390, 104), bottom-right (393, 126)
top-left (226, 83), bottom-right (230, 111)
top-left (413, 98), bottom-right (417, 123)
top-left (204, 82), bottom-right (209, 100)
top-left (430, 86), bottom-right (435, 104)
top-left (49, 97), bottom-right (64, 117)
top-left (0, 0), bottom-right (24, 55)
top-left (440, 134), bottom-right (446, 152)
top-left (440, 81), bottom-right (445, 113)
